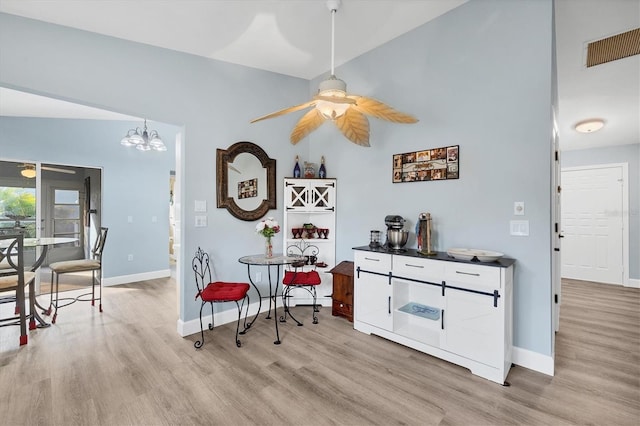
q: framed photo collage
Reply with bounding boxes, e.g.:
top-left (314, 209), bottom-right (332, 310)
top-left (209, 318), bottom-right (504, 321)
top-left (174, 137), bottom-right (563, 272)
top-left (393, 145), bottom-right (459, 183)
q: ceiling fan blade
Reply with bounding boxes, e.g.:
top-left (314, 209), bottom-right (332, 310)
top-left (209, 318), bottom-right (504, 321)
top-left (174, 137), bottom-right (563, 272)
top-left (290, 109), bottom-right (327, 145)
top-left (250, 100), bottom-right (316, 123)
top-left (312, 95), bottom-right (356, 105)
top-left (334, 108), bottom-right (370, 147)
top-left (349, 96), bottom-right (418, 124)
top-left (42, 166), bottom-right (76, 174)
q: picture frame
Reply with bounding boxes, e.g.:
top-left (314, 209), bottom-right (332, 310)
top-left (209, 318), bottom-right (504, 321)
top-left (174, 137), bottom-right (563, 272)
top-left (238, 178), bottom-right (258, 199)
top-left (393, 145), bottom-right (459, 183)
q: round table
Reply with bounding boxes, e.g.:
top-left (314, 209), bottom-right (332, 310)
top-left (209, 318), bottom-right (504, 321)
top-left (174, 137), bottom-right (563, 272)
top-left (238, 253), bottom-right (302, 344)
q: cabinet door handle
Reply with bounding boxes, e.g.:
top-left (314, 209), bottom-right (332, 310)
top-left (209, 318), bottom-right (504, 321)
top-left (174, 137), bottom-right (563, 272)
top-left (364, 257), bottom-right (380, 262)
top-left (441, 309), bottom-right (445, 330)
top-left (405, 263), bottom-right (424, 268)
top-left (388, 296), bottom-right (391, 315)
top-left (456, 270), bottom-right (480, 277)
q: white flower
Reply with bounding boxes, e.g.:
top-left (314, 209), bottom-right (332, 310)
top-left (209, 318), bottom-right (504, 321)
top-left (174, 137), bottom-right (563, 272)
top-left (256, 221), bottom-right (266, 232)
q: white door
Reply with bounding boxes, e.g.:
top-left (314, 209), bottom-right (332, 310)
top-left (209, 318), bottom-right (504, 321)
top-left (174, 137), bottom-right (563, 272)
top-left (561, 165), bottom-right (625, 285)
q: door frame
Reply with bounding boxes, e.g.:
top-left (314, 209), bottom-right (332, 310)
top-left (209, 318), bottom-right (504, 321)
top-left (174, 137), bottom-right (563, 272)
top-left (560, 162), bottom-right (630, 287)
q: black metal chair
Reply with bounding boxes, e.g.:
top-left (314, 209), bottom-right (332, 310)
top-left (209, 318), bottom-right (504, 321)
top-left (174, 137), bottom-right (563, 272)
top-left (48, 227), bottom-right (108, 324)
top-left (280, 240), bottom-right (322, 326)
top-left (0, 233), bottom-right (36, 346)
top-left (192, 247), bottom-right (250, 348)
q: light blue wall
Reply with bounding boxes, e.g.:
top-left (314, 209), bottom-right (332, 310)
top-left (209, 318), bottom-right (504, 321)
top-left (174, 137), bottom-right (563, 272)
top-left (0, 0), bottom-right (557, 356)
top-left (0, 11), bottom-right (310, 328)
top-left (562, 144), bottom-right (640, 279)
top-left (0, 117), bottom-right (180, 277)
top-left (308, 0), bottom-right (555, 354)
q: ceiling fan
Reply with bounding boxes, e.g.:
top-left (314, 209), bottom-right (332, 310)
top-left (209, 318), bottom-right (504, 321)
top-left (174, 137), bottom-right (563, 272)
top-left (19, 163), bottom-right (76, 178)
top-left (250, 0), bottom-right (418, 147)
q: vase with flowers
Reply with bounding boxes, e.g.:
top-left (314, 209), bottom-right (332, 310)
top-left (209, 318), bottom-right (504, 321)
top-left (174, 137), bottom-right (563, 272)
top-left (256, 217), bottom-right (280, 258)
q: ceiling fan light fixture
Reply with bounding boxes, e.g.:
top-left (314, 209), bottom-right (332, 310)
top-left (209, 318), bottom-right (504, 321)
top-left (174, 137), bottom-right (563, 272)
top-left (249, 0), bottom-right (417, 146)
top-left (575, 118), bottom-right (605, 133)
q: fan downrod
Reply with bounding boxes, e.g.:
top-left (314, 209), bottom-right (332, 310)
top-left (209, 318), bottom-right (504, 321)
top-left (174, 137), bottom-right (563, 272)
top-left (326, 0), bottom-right (341, 12)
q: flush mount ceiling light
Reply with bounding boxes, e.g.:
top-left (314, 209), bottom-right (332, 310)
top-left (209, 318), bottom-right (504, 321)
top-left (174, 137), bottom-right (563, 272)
top-left (18, 163), bottom-right (76, 178)
top-left (250, 0), bottom-right (418, 147)
top-left (20, 165), bottom-right (36, 178)
top-left (574, 118), bottom-right (605, 133)
top-left (121, 119), bottom-right (167, 151)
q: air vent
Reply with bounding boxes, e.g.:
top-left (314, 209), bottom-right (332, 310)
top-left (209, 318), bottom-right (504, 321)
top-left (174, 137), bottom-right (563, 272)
top-left (586, 28), bottom-right (640, 67)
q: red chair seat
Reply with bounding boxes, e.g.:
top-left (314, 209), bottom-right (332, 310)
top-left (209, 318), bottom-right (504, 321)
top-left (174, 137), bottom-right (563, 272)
top-left (201, 282), bottom-right (250, 302)
top-left (283, 270), bottom-right (321, 286)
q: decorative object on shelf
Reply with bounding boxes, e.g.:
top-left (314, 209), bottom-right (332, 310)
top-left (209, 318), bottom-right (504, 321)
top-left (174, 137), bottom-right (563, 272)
top-left (369, 230), bottom-right (381, 248)
top-left (302, 223), bottom-right (316, 239)
top-left (416, 212), bottom-right (436, 256)
top-left (250, 0), bottom-right (417, 147)
top-left (316, 228), bottom-right (330, 239)
top-left (293, 155), bottom-right (301, 178)
top-left (256, 217), bottom-right (280, 258)
top-left (446, 248), bottom-right (504, 263)
top-left (120, 119), bottom-right (167, 152)
top-left (303, 162), bottom-right (316, 178)
top-left (319, 156), bottom-right (327, 178)
top-left (393, 145), bottom-right (459, 183)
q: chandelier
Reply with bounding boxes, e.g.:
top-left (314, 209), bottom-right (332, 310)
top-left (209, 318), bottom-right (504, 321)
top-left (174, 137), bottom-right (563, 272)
top-left (120, 119), bottom-right (166, 151)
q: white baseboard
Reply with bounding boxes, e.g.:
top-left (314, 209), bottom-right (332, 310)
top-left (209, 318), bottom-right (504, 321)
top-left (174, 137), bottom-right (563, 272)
top-left (177, 298), bottom-right (283, 337)
top-left (512, 346), bottom-right (554, 376)
top-left (626, 278), bottom-right (640, 289)
top-left (103, 269), bottom-right (171, 287)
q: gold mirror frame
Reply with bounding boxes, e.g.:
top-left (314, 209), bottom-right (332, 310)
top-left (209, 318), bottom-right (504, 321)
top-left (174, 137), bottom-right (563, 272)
top-left (216, 141), bottom-right (276, 221)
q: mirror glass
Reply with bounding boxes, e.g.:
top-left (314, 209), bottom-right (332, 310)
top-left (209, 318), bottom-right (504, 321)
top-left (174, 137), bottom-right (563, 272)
top-left (217, 141), bottom-right (276, 221)
top-left (227, 153), bottom-right (267, 212)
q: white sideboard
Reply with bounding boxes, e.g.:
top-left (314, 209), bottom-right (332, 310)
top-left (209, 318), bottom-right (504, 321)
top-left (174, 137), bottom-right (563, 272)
top-left (353, 247), bottom-right (514, 385)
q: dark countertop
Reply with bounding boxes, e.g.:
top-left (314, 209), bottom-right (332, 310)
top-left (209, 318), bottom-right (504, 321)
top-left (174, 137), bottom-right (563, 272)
top-left (353, 245), bottom-right (516, 268)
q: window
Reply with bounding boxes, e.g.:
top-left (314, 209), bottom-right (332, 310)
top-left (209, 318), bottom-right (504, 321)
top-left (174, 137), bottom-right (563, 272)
top-left (52, 189), bottom-right (81, 245)
top-left (0, 186), bottom-right (36, 237)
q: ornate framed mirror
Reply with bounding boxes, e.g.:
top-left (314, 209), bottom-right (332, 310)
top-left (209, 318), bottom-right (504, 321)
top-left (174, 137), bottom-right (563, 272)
top-left (216, 141), bottom-right (276, 221)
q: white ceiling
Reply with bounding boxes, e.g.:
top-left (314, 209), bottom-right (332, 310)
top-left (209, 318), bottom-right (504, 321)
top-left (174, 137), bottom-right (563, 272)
top-left (0, 0), bottom-right (638, 151)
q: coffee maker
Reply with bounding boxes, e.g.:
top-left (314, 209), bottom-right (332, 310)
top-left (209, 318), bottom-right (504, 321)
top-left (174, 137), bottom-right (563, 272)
top-left (385, 215), bottom-right (408, 250)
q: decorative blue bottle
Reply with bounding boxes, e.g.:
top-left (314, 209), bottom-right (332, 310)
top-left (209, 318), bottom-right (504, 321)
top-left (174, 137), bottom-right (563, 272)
top-left (319, 156), bottom-right (327, 179)
top-left (293, 156), bottom-right (301, 178)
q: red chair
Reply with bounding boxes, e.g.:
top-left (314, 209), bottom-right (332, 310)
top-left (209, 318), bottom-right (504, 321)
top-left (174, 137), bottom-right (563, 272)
top-left (281, 240), bottom-right (322, 326)
top-left (192, 247), bottom-right (250, 348)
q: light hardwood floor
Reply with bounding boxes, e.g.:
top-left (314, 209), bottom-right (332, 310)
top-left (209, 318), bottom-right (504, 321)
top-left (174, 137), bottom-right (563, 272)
top-left (1, 277), bottom-right (638, 425)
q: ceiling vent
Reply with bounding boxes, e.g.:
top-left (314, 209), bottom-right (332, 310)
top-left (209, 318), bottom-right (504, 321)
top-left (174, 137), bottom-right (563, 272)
top-left (586, 28), bottom-right (640, 67)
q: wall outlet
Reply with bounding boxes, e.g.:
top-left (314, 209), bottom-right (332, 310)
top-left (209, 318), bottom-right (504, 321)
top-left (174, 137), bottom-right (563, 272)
top-left (127, 254), bottom-right (133, 261)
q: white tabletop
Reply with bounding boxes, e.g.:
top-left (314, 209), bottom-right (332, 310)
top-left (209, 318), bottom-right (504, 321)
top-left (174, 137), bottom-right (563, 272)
top-left (0, 237), bottom-right (77, 249)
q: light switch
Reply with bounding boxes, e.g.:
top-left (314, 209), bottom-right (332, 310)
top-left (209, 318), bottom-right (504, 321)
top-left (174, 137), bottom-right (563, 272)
top-left (151, 216), bottom-right (157, 223)
top-left (194, 200), bottom-right (207, 212)
top-left (510, 220), bottom-right (529, 236)
top-left (514, 201), bottom-right (525, 216)
top-left (195, 215), bottom-right (207, 227)
top-left (127, 216), bottom-right (133, 223)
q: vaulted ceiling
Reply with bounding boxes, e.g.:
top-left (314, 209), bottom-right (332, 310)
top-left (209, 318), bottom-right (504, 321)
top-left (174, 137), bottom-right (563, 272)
top-left (0, 0), bottom-right (638, 151)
